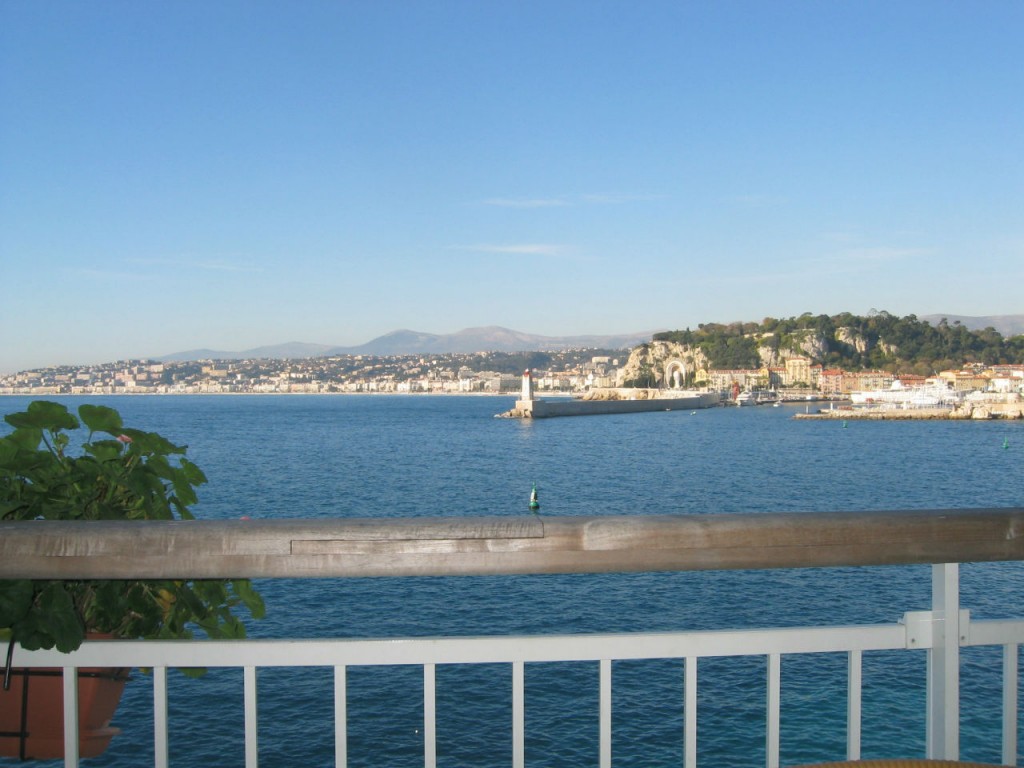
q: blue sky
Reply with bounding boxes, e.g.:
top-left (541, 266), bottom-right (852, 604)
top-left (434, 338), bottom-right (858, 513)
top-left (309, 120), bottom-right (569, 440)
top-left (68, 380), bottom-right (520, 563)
top-left (2, 1), bottom-right (1022, 373)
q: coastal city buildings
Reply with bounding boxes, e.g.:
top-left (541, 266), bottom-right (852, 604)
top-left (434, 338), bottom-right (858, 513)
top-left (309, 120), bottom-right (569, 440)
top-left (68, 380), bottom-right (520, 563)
top-left (0, 352), bottom-right (619, 396)
top-left (2, 353), bottom-right (1022, 399)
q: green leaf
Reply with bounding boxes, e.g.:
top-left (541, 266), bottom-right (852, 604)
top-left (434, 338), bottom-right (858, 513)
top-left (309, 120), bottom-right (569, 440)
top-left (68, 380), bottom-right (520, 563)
top-left (36, 582), bottom-right (85, 653)
top-left (220, 615), bottom-right (245, 639)
top-left (83, 440), bottom-right (123, 462)
top-left (176, 584), bottom-right (207, 620)
top-left (178, 457), bottom-right (208, 486)
top-left (1, 427), bottom-right (44, 454)
top-left (4, 401), bottom-right (78, 432)
top-left (232, 580), bottom-right (266, 619)
top-left (120, 428), bottom-right (184, 456)
top-left (0, 580), bottom-right (35, 627)
top-left (78, 404), bottom-right (123, 434)
top-left (0, 437), bottom-right (20, 468)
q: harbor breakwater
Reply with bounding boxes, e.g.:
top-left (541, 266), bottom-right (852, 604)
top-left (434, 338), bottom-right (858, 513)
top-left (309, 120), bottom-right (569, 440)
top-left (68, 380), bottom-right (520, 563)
top-left (796, 402), bottom-right (1024, 421)
top-left (497, 389), bottom-right (721, 418)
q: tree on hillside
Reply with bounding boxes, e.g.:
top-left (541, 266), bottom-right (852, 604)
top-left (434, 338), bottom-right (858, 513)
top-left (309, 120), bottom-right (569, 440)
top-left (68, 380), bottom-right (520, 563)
top-left (649, 311), bottom-right (1024, 372)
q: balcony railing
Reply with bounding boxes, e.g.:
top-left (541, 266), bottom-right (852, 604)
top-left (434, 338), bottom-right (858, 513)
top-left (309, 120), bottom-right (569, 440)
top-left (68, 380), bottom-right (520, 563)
top-left (2, 508), bottom-right (1024, 768)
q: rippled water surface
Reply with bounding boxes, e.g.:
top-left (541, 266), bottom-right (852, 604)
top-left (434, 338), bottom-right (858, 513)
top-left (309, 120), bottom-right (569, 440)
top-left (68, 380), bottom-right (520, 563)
top-left (2, 395), bottom-right (1023, 766)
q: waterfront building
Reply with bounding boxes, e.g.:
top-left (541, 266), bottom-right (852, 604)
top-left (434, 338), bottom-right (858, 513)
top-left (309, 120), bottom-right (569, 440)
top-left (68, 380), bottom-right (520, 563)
top-left (848, 370), bottom-right (894, 392)
top-left (819, 368), bottom-right (845, 396)
top-left (706, 368), bottom-right (765, 392)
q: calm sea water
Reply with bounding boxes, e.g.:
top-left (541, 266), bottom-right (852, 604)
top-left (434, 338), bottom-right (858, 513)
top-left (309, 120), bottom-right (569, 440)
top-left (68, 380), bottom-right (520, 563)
top-left (2, 395), bottom-right (1023, 767)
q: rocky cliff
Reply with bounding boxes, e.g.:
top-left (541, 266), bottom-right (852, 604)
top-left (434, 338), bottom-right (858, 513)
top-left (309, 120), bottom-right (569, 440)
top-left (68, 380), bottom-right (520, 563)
top-left (621, 330), bottom-right (846, 384)
top-left (615, 341), bottom-right (710, 387)
top-left (758, 330), bottom-right (830, 366)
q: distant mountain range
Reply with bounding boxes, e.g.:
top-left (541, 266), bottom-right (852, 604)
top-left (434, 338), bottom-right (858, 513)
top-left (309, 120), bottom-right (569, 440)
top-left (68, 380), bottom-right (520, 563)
top-left (920, 314), bottom-right (1024, 336)
top-left (157, 326), bottom-right (656, 362)
top-left (156, 316), bottom-right (1024, 363)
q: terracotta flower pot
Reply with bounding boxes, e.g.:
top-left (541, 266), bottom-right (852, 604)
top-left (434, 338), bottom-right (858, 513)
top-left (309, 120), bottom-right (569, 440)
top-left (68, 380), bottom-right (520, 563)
top-left (0, 665), bottom-right (129, 759)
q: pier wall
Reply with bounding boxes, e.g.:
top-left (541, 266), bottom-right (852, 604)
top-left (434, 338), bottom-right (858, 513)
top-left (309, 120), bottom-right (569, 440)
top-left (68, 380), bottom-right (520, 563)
top-left (796, 403), bottom-right (1023, 421)
top-left (505, 391), bottom-right (720, 418)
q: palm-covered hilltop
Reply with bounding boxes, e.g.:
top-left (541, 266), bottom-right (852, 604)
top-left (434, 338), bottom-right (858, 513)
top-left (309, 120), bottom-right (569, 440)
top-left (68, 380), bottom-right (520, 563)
top-left (652, 311), bottom-right (1024, 376)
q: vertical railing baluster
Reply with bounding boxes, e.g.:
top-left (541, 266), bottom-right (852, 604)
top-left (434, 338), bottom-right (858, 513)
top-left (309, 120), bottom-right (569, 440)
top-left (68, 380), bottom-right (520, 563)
top-left (599, 659), bottom-right (612, 768)
top-left (423, 663), bottom-right (436, 768)
top-left (62, 664), bottom-right (79, 768)
top-left (512, 661), bottom-right (525, 768)
top-left (685, 656), bottom-right (697, 768)
top-left (927, 563), bottom-right (960, 760)
top-left (153, 666), bottom-right (169, 768)
top-left (244, 666), bottom-right (258, 768)
top-left (334, 665), bottom-right (347, 768)
top-left (847, 650), bottom-right (862, 761)
top-left (766, 654), bottom-right (781, 768)
top-left (1003, 643), bottom-right (1018, 767)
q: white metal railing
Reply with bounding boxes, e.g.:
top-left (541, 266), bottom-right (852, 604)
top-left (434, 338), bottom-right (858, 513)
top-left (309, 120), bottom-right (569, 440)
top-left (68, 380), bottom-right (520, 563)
top-left (3, 510), bottom-right (1024, 767)
top-left (7, 565), bottom-right (1024, 768)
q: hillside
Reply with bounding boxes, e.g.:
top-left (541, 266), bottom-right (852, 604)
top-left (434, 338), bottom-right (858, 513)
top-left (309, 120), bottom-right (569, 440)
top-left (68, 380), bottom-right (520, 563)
top-left (653, 311), bottom-right (1024, 374)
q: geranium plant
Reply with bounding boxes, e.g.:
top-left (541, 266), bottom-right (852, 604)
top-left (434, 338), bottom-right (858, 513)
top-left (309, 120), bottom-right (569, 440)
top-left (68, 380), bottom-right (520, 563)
top-left (0, 400), bottom-right (264, 656)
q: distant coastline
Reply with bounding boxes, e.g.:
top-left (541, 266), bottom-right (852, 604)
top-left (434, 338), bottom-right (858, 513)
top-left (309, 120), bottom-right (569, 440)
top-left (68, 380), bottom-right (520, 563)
top-left (0, 390), bottom-right (515, 397)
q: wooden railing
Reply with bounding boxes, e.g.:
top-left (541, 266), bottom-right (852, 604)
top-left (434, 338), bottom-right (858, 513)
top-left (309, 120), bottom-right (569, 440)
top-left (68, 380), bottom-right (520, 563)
top-left (2, 508), bottom-right (1023, 579)
top-left (2, 508), bottom-right (1024, 768)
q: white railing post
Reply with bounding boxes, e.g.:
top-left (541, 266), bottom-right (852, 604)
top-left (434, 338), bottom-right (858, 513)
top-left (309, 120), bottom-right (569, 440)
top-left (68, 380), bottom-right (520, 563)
top-left (153, 666), bottom-right (169, 768)
top-left (927, 562), bottom-right (960, 760)
top-left (846, 650), bottom-right (862, 761)
top-left (685, 656), bottom-right (697, 768)
top-left (599, 659), bottom-right (612, 768)
top-left (424, 663), bottom-right (436, 768)
top-left (1002, 644), bottom-right (1018, 767)
top-left (512, 661), bottom-right (525, 768)
top-left (766, 653), bottom-right (781, 768)
top-left (244, 666), bottom-right (258, 768)
top-left (62, 665), bottom-right (79, 768)
top-left (334, 665), bottom-right (347, 768)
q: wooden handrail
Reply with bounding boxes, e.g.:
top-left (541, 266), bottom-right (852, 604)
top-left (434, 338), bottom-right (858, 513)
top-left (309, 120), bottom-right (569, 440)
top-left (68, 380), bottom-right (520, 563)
top-left (2, 508), bottom-right (1023, 580)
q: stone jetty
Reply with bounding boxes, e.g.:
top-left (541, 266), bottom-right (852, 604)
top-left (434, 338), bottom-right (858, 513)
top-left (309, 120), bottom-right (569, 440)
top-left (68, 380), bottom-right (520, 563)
top-left (497, 371), bottom-right (720, 419)
top-left (796, 402), bottom-right (1023, 421)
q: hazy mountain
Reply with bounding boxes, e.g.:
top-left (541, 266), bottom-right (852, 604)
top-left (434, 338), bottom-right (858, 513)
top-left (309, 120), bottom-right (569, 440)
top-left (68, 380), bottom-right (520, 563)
top-left (158, 341), bottom-right (334, 362)
top-left (152, 318), bottom-right (1024, 364)
top-left (921, 314), bottom-right (1024, 337)
top-left (158, 327), bottom-right (653, 362)
top-left (330, 329), bottom-right (448, 356)
top-left (327, 326), bottom-right (654, 355)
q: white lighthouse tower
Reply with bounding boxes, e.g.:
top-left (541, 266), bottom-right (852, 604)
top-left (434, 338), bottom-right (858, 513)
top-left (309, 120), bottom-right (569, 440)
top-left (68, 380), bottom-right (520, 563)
top-left (512, 369), bottom-right (537, 417)
top-left (520, 369), bottom-right (534, 402)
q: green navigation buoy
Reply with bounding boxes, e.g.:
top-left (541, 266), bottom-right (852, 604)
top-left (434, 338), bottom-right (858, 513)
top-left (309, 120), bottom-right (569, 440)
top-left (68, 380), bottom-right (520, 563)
top-left (1004, 437), bottom-right (1010, 450)
top-left (529, 484), bottom-right (540, 512)
top-left (842, 420), bottom-right (848, 429)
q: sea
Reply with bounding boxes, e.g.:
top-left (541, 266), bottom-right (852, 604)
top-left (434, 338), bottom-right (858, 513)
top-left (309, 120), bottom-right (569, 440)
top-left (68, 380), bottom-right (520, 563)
top-left (1, 394), bottom-right (1023, 767)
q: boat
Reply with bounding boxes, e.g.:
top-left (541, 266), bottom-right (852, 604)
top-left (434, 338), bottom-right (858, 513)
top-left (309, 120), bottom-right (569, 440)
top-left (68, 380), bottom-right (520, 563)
top-left (737, 390), bottom-right (779, 406)
top-left (849, 381), bottom-right (960, 408)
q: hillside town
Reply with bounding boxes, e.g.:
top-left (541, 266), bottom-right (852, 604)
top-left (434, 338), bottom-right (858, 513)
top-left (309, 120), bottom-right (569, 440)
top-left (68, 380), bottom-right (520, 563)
top-left (0, 352), bottom-right (621, 396)
top-left (2, 348), bottom-right (1023, 401)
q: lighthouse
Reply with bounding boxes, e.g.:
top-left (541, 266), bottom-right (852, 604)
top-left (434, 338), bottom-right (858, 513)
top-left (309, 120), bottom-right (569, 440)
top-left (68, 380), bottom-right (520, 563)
top-left (521, 369), bottom-right (534, 402)
top-left (508, 369), bottom-right (538, 418)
